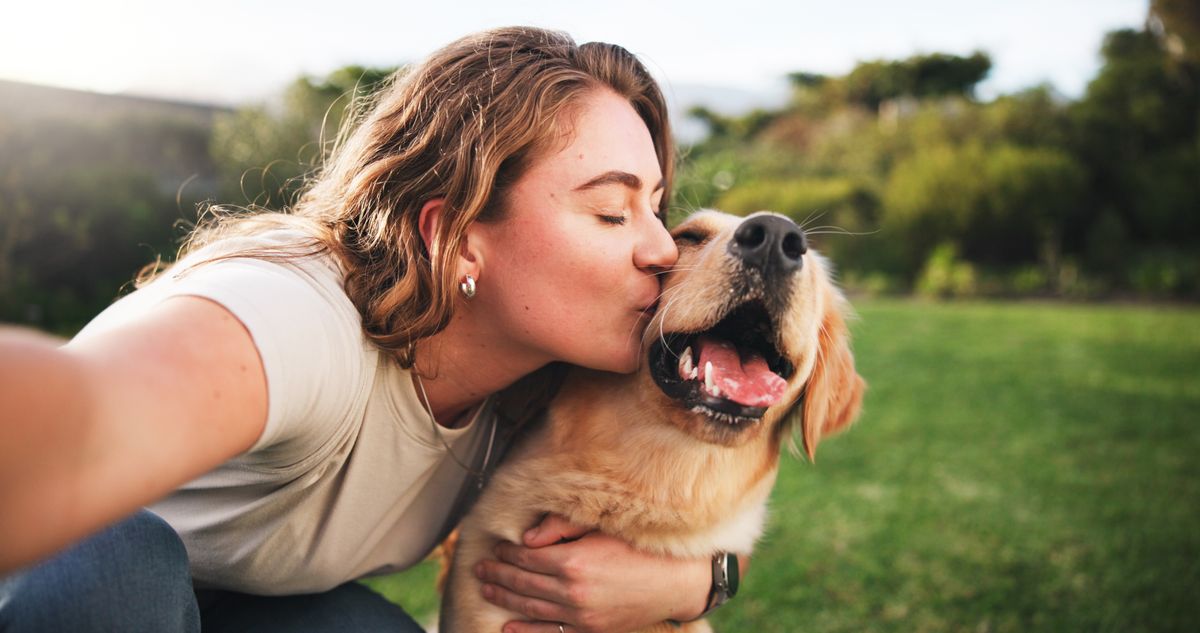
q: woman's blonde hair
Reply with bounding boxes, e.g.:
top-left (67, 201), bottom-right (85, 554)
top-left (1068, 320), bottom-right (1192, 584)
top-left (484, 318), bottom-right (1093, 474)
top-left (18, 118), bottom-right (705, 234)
top-left (162, 26), bottom-right (673, 368)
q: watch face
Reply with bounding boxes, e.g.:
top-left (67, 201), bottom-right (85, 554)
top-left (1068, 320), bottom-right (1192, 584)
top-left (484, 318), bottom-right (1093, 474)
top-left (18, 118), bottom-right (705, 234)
top-left (726, 552), bottom-right (739, 596)
top-left (704, 552), bottom-right (739, 615)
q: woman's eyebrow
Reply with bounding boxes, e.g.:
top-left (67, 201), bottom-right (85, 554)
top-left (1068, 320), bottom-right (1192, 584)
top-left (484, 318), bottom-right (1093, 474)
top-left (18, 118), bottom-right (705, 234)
top-left (574, 171), bottom-right (665, 193)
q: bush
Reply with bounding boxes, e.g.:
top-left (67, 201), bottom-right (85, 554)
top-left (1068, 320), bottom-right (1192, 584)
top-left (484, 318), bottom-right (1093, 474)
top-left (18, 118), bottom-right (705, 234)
top-left (883, 142), bottom-right (1086, 274)
top-left (841, 270), bottom-right (904, 297)
top-left (1009, 266), bottom-right (1050, 294)
top-left (916, 243), bottom-right (978, 298)
top-left (715, 177), bottom-right (863, 221)
top-left (1127, 248), bottom-right (1200, 297)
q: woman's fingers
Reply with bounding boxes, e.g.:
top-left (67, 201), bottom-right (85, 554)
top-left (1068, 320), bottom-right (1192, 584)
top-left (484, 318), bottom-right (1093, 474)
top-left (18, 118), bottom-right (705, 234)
top-left (499, 621), bottom-right (576, 633)
top-left (480, 580), bottom-right (575, 626)
top-left (493, 539), bottom-right (567, 576)
top-left (475, 557), bottom-right (568, 604)
top-left (523, 513), bottom-right (591, 547)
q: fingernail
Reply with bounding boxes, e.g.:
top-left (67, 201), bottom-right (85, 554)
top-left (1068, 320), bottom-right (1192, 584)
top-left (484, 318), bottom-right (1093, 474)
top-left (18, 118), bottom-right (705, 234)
top-left (524, 526), bottom-right (539, 541)
top-left (481, 584), bottom-right (494, 599)
top-left (474, 562), bottom-right (484, 578)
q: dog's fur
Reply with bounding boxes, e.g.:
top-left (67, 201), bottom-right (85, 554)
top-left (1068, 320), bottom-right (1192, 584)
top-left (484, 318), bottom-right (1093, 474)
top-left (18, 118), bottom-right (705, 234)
top-left (440, 210), bottom-right (865, 632)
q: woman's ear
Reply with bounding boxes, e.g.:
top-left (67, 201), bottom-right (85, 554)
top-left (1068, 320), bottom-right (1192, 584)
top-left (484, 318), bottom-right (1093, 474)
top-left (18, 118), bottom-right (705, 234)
top-left (799, 290), bottom-right (866, 461)
top-left (418, 198), bottom-right (446, 260)
top-left (419, 198), bottom-right (481, 280)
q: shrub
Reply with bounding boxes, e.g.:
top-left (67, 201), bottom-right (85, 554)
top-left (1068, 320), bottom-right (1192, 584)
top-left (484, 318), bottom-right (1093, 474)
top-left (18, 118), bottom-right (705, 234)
top-left (916, 243), bottom-right (978, 298)
top-left (1127, 248), bottom-right (1200, 297)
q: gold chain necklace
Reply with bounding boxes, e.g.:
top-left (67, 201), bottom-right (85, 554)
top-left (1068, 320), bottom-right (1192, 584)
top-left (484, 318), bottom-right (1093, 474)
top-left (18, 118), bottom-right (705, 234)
top-left (414, 372), bottom-right (498, 490)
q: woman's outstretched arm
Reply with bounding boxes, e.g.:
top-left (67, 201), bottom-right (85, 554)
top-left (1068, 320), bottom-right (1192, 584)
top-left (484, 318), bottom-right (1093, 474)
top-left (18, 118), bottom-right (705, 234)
top-left (0, 295), bottom-right (267, 573)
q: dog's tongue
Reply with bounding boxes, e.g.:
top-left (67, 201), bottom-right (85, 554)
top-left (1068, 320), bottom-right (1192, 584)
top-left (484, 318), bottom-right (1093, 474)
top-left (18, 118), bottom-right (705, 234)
top-left (695, 335), bottom-right (787, 408)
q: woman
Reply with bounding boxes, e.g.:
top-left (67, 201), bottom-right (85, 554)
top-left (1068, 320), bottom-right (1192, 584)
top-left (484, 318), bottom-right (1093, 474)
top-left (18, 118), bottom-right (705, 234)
top-left (0, 27), bottom-right (728, 632)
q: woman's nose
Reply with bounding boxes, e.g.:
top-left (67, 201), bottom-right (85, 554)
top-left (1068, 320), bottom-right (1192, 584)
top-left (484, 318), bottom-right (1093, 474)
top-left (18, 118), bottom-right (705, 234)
top-left (634, 212), bottom-right (679, 272)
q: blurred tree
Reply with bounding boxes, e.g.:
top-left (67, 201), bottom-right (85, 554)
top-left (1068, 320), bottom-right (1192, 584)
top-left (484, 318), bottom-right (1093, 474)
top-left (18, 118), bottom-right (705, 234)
top-left (786, 72), bottom-right (829, 89)
top-left (883, 142), bottom-right (1085, 278)
top-left (0, 112), bottom-right (212, 330)
top-left (981, 85), bottom-right (1072, 149)
top-left (1149, 0), bottom-right (1200, 69)
top-left (1067, 28), bottom-right (1200, 254)
top-left (785, 72), bottom-right (842, 117)
top-left (686, 105), bottom-right (777, 144)
top-left (840, 52), bottom-right (991, 110)
top-left (211, 65), bottom-right (398, 210)
top-left (909, 52), bottom-right (992, 100)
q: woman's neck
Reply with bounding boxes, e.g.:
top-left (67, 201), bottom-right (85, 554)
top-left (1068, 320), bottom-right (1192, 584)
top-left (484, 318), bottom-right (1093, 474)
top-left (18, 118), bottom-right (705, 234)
top-left (410, 305), bottom-right (548, 427)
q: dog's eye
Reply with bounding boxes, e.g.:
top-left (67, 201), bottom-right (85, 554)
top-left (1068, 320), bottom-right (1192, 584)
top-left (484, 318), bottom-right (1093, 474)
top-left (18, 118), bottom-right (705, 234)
top-left (673, 230), bottom-right (707, 246)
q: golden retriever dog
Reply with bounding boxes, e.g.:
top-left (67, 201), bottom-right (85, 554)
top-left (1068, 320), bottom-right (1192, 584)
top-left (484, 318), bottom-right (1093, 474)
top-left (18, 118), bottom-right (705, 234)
top-left (440, 210), bottom-right (865, 632)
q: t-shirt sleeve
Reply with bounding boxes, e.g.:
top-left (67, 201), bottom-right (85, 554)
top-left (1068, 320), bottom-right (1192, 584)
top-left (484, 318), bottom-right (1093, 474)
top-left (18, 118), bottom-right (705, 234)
top-left (162, 257), bottom-right (369, 458)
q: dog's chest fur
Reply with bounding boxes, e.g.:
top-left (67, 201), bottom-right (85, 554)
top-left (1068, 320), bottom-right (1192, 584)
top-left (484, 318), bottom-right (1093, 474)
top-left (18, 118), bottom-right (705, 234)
top-left (485, 369), bottom-right (780, 556)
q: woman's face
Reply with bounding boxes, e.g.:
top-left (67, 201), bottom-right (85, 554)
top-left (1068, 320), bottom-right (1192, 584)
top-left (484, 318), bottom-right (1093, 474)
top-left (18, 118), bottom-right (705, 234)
top-left (470, 88), bottom-right (678, 373)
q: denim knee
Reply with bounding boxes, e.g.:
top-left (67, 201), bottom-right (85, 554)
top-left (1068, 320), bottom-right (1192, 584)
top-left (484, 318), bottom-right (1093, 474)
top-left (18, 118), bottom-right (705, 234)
top-left (0, 509), bottom-right (200, 633)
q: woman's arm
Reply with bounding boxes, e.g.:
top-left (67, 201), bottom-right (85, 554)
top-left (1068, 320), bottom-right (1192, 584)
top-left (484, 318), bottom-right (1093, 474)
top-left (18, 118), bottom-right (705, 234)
top-left (0, 295), bottom-right (267, 573)
top-left (474, 513), bottom-right (749, 632)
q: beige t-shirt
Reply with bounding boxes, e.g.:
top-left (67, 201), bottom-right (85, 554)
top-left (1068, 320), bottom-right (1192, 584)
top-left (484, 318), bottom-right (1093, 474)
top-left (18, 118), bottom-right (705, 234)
top-left (73, 230), bottom-right (495, 594)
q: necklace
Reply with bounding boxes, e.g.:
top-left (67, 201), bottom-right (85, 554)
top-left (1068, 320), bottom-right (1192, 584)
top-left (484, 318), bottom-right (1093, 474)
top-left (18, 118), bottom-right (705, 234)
top-left (414, 372), bottom-right (498, 490)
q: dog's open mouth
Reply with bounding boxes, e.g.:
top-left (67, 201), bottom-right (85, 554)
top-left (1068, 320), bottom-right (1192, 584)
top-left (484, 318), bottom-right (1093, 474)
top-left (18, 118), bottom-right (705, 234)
top-left (650, 301), bottom-right (795, 426)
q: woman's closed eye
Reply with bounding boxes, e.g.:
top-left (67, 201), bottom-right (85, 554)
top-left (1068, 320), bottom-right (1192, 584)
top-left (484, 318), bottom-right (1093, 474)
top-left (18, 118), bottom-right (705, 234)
top-left (597, 212), bottom-right (628, 226)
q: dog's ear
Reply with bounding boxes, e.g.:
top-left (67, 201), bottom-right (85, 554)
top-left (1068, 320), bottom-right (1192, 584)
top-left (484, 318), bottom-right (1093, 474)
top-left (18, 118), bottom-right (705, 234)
top-left (792, 291), bottom-right (865, 461)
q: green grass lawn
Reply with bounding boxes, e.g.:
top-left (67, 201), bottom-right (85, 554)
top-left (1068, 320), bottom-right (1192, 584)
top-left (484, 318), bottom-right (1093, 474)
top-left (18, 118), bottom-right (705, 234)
top-left (365, 299), bottom-right (1200, 632)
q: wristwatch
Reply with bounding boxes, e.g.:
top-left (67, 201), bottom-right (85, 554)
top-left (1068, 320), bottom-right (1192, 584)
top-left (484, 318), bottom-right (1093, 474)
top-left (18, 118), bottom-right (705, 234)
top-left (702, 551), bottom-right (739, 615)
top-left (668, 552), bottom-right (740, 627)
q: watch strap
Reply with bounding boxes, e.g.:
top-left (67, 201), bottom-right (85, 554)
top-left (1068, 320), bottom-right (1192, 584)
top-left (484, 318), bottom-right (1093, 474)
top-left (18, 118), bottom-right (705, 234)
top-left (668, 551), bottom-right (740, 626)
top-left (702, 551), bottom-right (739, 615)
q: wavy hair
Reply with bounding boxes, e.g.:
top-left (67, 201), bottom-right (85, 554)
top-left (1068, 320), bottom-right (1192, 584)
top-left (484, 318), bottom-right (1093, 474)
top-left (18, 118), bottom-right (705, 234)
top-left (153, 26), bottom-right (674, 369)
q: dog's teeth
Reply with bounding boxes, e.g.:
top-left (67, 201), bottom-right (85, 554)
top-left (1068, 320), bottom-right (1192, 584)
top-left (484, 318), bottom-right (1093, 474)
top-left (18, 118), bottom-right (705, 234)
top-left (704, 361), bottom-right (715, 393)
top-left (678, 346), bottom-right (694, 379)
top-left (690, 367), bottom-right (698, 380)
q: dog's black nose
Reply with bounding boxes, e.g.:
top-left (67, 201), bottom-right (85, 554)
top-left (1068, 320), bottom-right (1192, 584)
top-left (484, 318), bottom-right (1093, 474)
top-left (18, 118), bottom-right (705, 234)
top-left (728, 214), bottom-right (807, 277)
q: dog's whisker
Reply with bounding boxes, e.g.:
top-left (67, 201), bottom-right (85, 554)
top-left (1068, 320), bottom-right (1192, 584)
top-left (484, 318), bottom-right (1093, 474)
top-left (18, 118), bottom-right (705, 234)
top-left (652, 287), bottom-right (690, 358)
top-left (798, 209), bottom-right (829, 231)
top-left (650, 290), bottom-right (680, 341)
top-left (628, 285), bottom-right (680, 348)
top-left (631, 282), bottom-right (687, 353)
top-left (804, 229), bottom-right (879, 237)
top-left (650, 267), bottom-right (699, 278)
top-left (646, 271), bottom-right (729, 362)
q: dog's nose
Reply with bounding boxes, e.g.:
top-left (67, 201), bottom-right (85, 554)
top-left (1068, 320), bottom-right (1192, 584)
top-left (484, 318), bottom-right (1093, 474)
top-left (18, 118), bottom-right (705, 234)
top-left (728, 214), bottom-right (807, 276)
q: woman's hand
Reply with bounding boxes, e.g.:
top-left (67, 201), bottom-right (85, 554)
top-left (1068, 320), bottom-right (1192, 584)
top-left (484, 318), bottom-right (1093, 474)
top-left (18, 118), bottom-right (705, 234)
top-left (474, 514), bottom-right (710, 633)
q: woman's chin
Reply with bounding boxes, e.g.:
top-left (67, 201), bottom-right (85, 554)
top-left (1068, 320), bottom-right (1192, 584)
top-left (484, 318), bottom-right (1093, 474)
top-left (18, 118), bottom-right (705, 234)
top-left (605, 350), bottom-right (642, 375)
top-left (566, 349), bottom-right (638, 375)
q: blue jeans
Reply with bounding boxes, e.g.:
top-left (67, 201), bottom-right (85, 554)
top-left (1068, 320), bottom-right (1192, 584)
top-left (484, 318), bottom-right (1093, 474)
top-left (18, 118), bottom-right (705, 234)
top-left (0, 510), bottom-right (425, 632)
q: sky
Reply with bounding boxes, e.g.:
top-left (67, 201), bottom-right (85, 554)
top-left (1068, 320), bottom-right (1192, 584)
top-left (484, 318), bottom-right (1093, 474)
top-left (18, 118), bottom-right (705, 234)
top-left (0, 0), bottom-right (1149, 110)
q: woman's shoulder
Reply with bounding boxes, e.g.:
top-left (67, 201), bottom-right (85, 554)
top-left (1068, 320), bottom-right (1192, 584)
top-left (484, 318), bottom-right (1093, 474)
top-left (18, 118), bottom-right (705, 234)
top-left (172, 227), bottom-right (339, 279)
top-left (156, 229), bottom-right (379, 454)
top-left (87, 227), bottom-right (367, 361)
